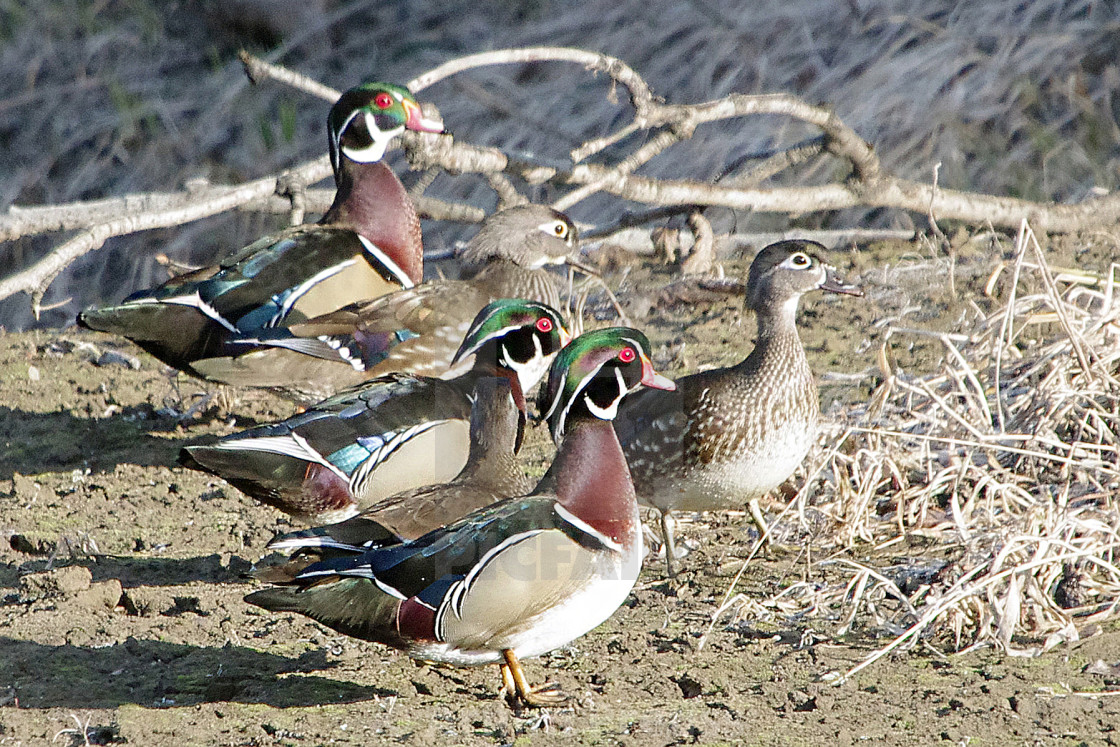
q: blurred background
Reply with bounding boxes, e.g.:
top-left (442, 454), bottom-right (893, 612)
top-left (1, 0), bottom-right (1117, 331)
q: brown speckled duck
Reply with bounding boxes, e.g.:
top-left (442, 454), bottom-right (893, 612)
top-left (613, 240), bottom-right (861, 574)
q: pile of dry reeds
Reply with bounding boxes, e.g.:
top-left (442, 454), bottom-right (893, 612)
top-left (717, 221), bottom-right (1120, 672)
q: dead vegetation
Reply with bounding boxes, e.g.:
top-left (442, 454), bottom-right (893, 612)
top-left (2, 2), bottom-right (1120, 730)
top-left (703, 220), bottom-right (1120, 677)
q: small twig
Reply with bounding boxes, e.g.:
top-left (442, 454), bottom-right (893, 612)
top-left (238, 50), bottom-right (340, 101)
top-left (566, 258), bottom-right (630, 324)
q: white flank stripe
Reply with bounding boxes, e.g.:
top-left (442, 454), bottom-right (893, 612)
top-left (372, 576), bottom-right (408, 600)
top-left (348, 420), bottom-right (443, 495)
top-left (268, 535), bottom-right (362, 553)
top-left (554, 504), bottom-right (623, 553)
top-left (274, 261), bottom-right (355, 324)
top-left (156, 291), bottom-right (240, 333)
top-left (212, 433), bottom-right (347, 482)
top-left (435, 531), bottom-right (543, 638)
top-left (357, 235), bottom-right (414, 288)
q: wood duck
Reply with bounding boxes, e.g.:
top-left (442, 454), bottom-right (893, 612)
top-left (180, 299), bottom-right (569, 524)
top-left (243, 326), bottom-right (675, 707)
top-left (77, 82), bottom-right (443, 376)
top-left (261, 375), bottom-right (530, 550)
top-left (612, 240), bottom-right (862, 574)
top-left (190, 204), bottom-right (577, 402)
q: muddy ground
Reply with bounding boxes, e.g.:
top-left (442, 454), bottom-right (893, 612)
top-left (3, 236), bottom-right (1120, 746)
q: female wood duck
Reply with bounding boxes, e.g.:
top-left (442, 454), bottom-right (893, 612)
top-left (180, 299), bottom-right (569, 524)
top-left (78, 82), bottom-right (443, 377)
top-left (190, 204), bottom-right (577, 402)
top-left (612, 240), bottom-right (861, 575)
top-left (243, 327), bottom-right (675, 707)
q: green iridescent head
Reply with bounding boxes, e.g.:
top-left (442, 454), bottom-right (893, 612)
top-left (452, 299), bottom-right (571, 396)
top-left (327, 82), bottom-right (444, 175)
top-left (539, 327), bottom-right (675, 441)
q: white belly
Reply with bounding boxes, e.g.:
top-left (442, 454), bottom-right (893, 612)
top-left (408, 528), bottom-right (642, 667)
top-left (646, 419), bottom-right (816, 513)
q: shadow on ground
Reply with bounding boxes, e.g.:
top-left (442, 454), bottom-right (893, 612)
top-left (0, 554), bottom-right (259, 590)
top-left (0, 405), bottom-right (184, 479)
top-left (0, 637), bottom-right (393, 709)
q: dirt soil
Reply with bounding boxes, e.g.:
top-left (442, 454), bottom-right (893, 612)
top-left (3, 237), bottom-right (1120, 746)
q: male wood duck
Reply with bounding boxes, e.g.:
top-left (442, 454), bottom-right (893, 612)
top-left (190, 204), bottom-right (577, 402)
top-left (243, 326), bottom-right (675, 707)
top-left (180, 299), bottom-right (569, 524)
top-left (612, 240), bottom-right (862, 575)
top-left (78, 82), bottom-right (443, 376)
top-left (262, 375), bottom-right (530, 549)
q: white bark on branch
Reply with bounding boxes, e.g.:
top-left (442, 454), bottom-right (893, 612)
top-left (0, 157), bottom-right (332, 314)
top-left (2, 46), bottom-right (1116, 313)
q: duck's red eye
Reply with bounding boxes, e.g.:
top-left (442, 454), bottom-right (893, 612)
top-left (619, 347), bottom-right (636, 363)
top-left (536, 318), bottom-right (553, 333)
top-left (373, 92), bottom-right (393, 109)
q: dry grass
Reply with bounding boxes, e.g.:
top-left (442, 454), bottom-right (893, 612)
top-left (710, 220), bottom-right (1120, 673)
top-left (5, 0), bottom-right (1120, 678)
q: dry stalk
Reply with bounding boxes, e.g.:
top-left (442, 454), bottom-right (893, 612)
top-left (713, 221), bottom-right (1120, 673)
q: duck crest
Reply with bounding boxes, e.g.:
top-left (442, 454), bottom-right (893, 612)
top-left (552, 418), bottom-right (638, 549)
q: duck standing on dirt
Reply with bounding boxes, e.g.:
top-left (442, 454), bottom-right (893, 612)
top-left (260, 374), bottom-right (530, 548)
top-left (191, 204), bottom-right (578, 402)
top-left (180, 299), bottom-right (569, 524)
top-left (78, 81), bottom-right (443, 377)
top-left (612, 240), bottom-right (861, 574)
top-left (244, 327), bottom-right (675, 707)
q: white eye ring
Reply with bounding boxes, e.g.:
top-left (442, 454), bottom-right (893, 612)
top-left (539, 220), bottom-right (569, 240)
top-left (787, 252), bottom-right (812, 268)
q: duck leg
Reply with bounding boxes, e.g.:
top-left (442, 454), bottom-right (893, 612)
top-left (500, 649), bottom-right (565, 707)
top-left (747, 497), bottom-right (771, 547)
top-left (660, 509), bottom-right (679, 577)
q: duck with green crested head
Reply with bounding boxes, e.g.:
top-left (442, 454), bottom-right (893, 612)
top-left (78, 81), bottom-right (443, 376)
top-left (243, 326), bottom-right (675, 708)
top-left (180, 299), bottom-right (569, 526)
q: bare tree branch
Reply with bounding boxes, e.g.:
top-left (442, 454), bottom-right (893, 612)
top-left (238, 50), bottom-right (340, 101)
top-left (0, 157), bottom-right (331, 314)
top-left (3, 45), bottom-right (1117, 313)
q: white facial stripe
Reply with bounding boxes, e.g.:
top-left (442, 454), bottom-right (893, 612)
top-left (545, 349), bottom-right (614, 438)
top-left (504, 334), bottom-right (550, 393)
top-left (582, 366), bottom-right (626, 421)
top-left (339, 112), bottom-right (404, 163)
top-left (780, 252), bottom-right (814, 271)
top-left (461, 323), bottom-right (524, 361)
top-left (536, 220), bottom-right (570, 241)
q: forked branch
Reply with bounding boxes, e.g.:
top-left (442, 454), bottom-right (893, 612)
top-left (3, 46), bottom-right (1117, 311)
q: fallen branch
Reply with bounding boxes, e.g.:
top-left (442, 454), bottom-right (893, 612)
top-left (3, 46), bottom-right (1117, 310)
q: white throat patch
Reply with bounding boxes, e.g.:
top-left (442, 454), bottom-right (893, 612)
top-left (341, 111), bottom-right (403, 163)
